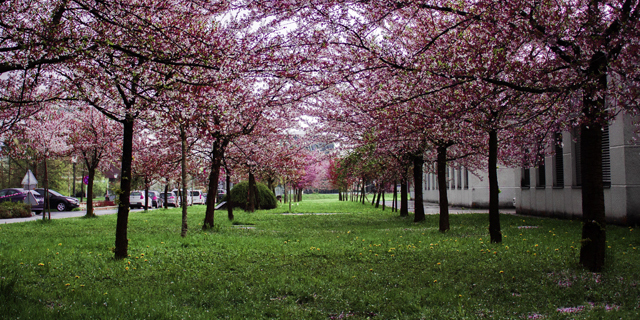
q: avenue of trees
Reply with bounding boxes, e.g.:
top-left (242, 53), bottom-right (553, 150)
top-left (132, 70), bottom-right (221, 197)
top-left (2, 0), bottom-right (639, 272)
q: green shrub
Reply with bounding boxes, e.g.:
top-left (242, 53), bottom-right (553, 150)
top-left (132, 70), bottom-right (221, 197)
top-left (223, 181), bottom-right (277, 210)
top-left (0, 201), bottom-right (32, 219)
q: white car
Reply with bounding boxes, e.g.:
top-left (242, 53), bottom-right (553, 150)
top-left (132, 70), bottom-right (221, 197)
top-left (190, 190), bottom-right (205, 205)
top-left (171, 189), bottom-right (192, 206)
top-left (129, 191), bottom-right (150, 209)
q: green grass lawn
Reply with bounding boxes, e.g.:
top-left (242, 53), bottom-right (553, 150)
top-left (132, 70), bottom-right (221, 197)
top-left (1, 194), bottom-right (638, 319)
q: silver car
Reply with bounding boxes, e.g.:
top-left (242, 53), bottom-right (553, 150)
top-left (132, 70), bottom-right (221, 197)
top-left (159, 192), bottom-right (179, 207)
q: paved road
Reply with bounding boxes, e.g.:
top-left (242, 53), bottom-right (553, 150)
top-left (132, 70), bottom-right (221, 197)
top-left (2, 200), bottom-right (515, 224)
top-left (1, 207), bottom-right (159, 224)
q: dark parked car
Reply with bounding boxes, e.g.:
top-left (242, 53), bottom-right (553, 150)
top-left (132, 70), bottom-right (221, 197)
top-left (35, 188), bottom-right (80, 212)
top-left (0, 188), bottom-right (45, 214)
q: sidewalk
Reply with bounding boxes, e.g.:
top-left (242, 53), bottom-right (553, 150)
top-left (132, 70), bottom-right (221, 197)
top-left (383, 200), bottom-right (516, 215)
top-left (1, 206), bottom-right (153, 224)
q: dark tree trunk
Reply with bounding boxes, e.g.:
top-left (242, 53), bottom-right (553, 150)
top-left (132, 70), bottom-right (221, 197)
top-left (579, 85), bottom-right (607, 271)
top-left (204, 140), bottom-right (224, 229)
top-left (371, 182), bottom-right (377, 206)
top-left (144, 181), bottom-right (149, 211)
top-left (381, 186), bottom-right (385, 210)
top-left (393, 180), bottom-right (398, 212)
top-left (413, 155), bottom-right (425, 222)
top-left (86, 164), bottom-right (96, 217)
top-left (375, 183), bottom-right (382, 208)
top-left (226, 170), bottom-right (233, 220)
top-left (180, 125), bottom-right (188, 237)
top-left (400, 177), bottom-right (408, 217)
top-left (247, 171), bottom-right (256, 212)
top-left (488, 129), bottom-right (502, 243)
top-left (114, 117), bottom-right (134, 259)
top-left (437, 146), bottom-right (450, 232)
top-left (163, 184), bottom-right (169, 209)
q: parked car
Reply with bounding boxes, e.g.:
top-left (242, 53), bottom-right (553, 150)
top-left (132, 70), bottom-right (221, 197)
top-left (160, 192), bottom-right (179, 207)
top-left (147, 191), bottom-right (164, 208)
top-left (129, 191), bottom-right (150, 209)
top-left (35, 188), bottom-right (79, 212)
top-left (190, 190), bottom-right (205, 205)
top-left (171, 189), bottom-right (192, 206)
top-left (0, 188), bottom-right (45, 214)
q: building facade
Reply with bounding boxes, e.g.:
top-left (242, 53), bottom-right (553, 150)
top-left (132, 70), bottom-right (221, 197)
top-left (420, 111), bottom-right (640, 226)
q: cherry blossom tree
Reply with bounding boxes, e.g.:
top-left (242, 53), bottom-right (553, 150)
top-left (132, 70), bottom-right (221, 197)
top-left (3, 105), bottom-right (70, 219)
top-left (67, 107), bottom-right (122, 217)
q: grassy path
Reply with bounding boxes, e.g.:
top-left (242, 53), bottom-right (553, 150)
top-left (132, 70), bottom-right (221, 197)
top-left (1, 194), bottom-right (638, 319)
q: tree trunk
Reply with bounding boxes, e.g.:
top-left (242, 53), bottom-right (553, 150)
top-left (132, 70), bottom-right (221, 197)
top-left (437, 146), bottom-right (450, 232)
top-left (248, 171), bottom-right (256, 212)
top-left (375, 183), bottom-right (382, 208)
top-left (80, 163), bottom-right (85, 203)
top-left (180, 125), bottom-right (188, 237)
top-left (226, 170), bottom-right (233, 220)
top-left (163, 183), bottom-right (169, 209)
top-left (371, 182), bottom-right (377, 206)
top-left (144, 180), bottom-right (149, 211)
top-left (114, 117), bottom-right (134, 259)
top-left (579, 91), bottom-right (607, 271)
top-left (488, 129), bottom-right (502, 243)
top-left (413, 155), bottom-right (425, 222)
top-left (203, 140), bottom-right (224, 229)
top-left (393, 180), bottom-right (398, 212)
top-left (360, 177), bottom-right (366, 204)
top-left (400, 177), bottom-right (408, 217)
top-left (86, 163), bottom-right (96, 217)
top-left (381, 186), bottom-right (385, 211)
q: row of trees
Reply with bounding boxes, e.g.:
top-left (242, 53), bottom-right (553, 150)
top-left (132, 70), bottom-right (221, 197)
top-left (2, 0), bottom-right (639, 271)
top-left (280, 0), bottom-right (639, 272)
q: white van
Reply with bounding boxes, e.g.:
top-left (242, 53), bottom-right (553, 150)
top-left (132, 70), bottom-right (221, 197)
top-left (190, 190), bottom-right (205, 205)
top-left (171, 189), bottom-right (193, 206)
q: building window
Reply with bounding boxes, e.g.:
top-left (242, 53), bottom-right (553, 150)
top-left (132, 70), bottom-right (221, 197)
top-left (602, 125), bottom-right (611, 187)
top-left (464, 169), bottom-right (469, 189)
top-left (521, 168), bottom-right (531, 188)
top-left (457, 168), bottom-right (462, 190)
top-left (573, 126), bottom-right (611, 187)
top-left (446, 167), bottom-right (450, 189)
top-left (573, 129), bottom-right (582, 187)
top-left (553, 132), bottom-right (564, 188)
top-left (536, 162), bottom-right (546, 188)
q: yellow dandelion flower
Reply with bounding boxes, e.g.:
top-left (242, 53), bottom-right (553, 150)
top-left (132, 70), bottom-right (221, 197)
top-left (125, 267), bottom-right (129, 270)
top-left (38, 263), bottom-right (44, 266)
top-left (58, 243), bottom-right (62, 246)
top-left (75, 275), bottom-right (79, 278)
top-left (433, 280), bottom-right (437, 283)
top-left (499, 271), bottom-right (504, 274)
top-left (140, 253), bottom-right (144, 256)
top-left (144, 259), bottom-right (148, 262)
top-left (65, 283), bottom-right (70, 286)
top-left (437, 262), bottom-right (441, 265)
top-left (80, 285), bottom-right (85, 287)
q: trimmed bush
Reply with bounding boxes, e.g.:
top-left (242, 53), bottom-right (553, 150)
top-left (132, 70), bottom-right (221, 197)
top-left (0, 201), bottom-right (32, 219)
top-left (224, 181), bottom-right (277, 210)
